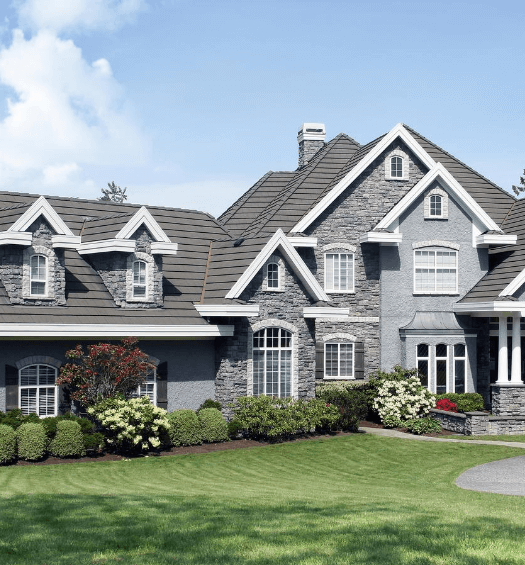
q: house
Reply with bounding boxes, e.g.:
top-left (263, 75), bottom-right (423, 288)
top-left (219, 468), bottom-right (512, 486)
top-left (1, 122), bottom-right (525, 420)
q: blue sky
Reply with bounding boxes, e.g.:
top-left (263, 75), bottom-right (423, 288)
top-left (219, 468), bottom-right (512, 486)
top-left (0, 0), bottom-right (523, 217)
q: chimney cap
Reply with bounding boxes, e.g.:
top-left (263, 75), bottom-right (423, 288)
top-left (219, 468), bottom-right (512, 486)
top-left (298, 123), bottom-right (326, 142)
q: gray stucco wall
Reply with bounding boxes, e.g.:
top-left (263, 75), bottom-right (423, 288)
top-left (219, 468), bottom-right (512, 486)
top-left (380, 185), bottom-right (488, 391)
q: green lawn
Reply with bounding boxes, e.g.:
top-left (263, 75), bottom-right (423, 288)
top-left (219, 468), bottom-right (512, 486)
top-left (1, 434), bottom-right (525, 564)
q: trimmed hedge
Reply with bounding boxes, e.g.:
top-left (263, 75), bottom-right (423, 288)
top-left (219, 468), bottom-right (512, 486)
top-left (198, 408), bottom-right (229, 443)
top-left (197, 399), bottom-right (222, 412)
top-left (168, 409), bottom-right (202, 446)
top-left (316, 382), bottom-right (369, 431)
top-left (17, 422), bottom-right (47, 461)
top-left (404, 417), bottom-right (442, 435)
top-left (435, 393), bottom-right (484, 412)
top-left (0, 424), bottom-right (16, 464)
top-left (49, 420), bottom-right (86, 458)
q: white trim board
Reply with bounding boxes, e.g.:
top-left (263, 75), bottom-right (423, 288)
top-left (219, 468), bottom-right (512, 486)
top-left (9, 196), bottom-right (75, 236)
top-left (500, 269), bottom-right (525, 297)
top-left (292, 123), bottom-right (436, 233)
top-left (303, 307), bottom-right (349, 319)
top-left (195, 304), bottom-right (260, 317)
top-left (453, 302), bottom-right (525, 315)
top-left (116, 206), bottom-right (171, 243)
top-left (225, 229), bottom-right (330, 302)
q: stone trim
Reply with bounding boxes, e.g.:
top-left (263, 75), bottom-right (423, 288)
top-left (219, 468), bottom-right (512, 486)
top-left (263, 254), bottom-right (285, 292)
top-left (384, 148), bottom-right (409, 181)
top-left (126, 252), bottom-right (155, 303)
top-left (412, 240), bottom-right (460, 250)
top-left (16, 355), bottom-right (62, 370)
top-left (22, 245), bottom-right (56, 300)
top-left (424, 187), bottom-right (448, 219)
top-left (322, 332), bottom-right (357, 342)
top-left (322, 243), bottom-right (357, 253)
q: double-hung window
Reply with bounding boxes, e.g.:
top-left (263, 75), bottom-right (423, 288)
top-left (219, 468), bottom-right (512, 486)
top-left (20, 364), bottom-right (58, 417)
top-left (429, 195), bottom-right (442, 217)
top-left (134, 370), bottom-right (157, 405)
top-left (414, 248), bottom-right (457, 293)
top-left (325, 253), bottom-right (354, 292)
top-left (391, 156), bottom-right (403, 178)
top-left (30, 255), bottom-right (47, 296)
top-left (253, 327), bottom-right (292, 397)
top-left (133, 260), bottom-right (147, 298)
top-left (325, 342), bottom-right (354, 379)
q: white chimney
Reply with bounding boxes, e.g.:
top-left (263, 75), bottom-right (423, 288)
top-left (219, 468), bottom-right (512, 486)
top-left (297, 123), bottom-right (326, 168)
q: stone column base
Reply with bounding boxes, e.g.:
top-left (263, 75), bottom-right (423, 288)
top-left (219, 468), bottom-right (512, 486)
top-left (491, 384), bottom-right (525, 416)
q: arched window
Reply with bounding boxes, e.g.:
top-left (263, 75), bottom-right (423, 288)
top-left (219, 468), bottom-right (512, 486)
top-left (267, 262), bottom-right (279, 289)
top-left (133, 260), bottom-right (147, 297)
top-left (429, 194), bottom-right (442, 217)
top-left (30, 255), bottom-right (47, 295)
top-left (391, 156), bottom-right (403, 178)
top-left (416, 343), bottom-right (429, 388)
top-left (253, 327), bottom-right (292, 397)
top-left (454, 343), bottom-right (466, 393)
top-left (19, 364), bottom-right (58, 417)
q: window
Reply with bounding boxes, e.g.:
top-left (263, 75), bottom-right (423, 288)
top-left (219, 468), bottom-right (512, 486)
top-left (133, 260), bottom-right (147, 298)
top-left (325, 253), bottom-right (354, 292)
top-left (30, 255), bottom-right (47, 295)
top-left (325, 342), bottom-right (354, 379)
top-left (435, 343), bottom-right (448, 394)
top-left (253, 327), bottom-right (292, 397)
top-left (134, 370), bottom-right (157, 405)
top-left (414, 248), bottom-right (457, 293)
top-left (385, 149), bottom-right (409, 180)
top-left (424, 187), bottom-right (448, 219)
top-left (429, 195), bottom-right (442, 217)
top-left (417, 343), bottom-right (467, 394)
top-left (391, 156), bottom-right (403, 178)
top-left (454, 344), bottom-right (466, 393)
top-left (19, 364), bottom-right (58, 417)
top-left (416, 344), bottom-right (429, 388)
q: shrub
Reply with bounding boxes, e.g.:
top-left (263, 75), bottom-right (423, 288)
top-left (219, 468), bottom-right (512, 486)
top-left (83, 432), bottom-right (105, 452)
top-left (435, 393), bottom-right (484, 412)
top-left (227, 418), bottom-right (244, 438)
top-left (0, 409), bottom-right (41, 430)
top-left (17, 423), bottom-right (47, 461)
top-left (0, 424), bottom-right (16, 464)
top-left (168, 409), bottom-right (202, 446)
top-left (49, 421), bottom-right (86, 458)
top-left (316, 382), bottom-right (369, 431)
top-left (88, 396), bottom-right (170, 454)
top-left (404, 417), bottom-right (442, 435)
top-left (435, 398), bottom-right (457, 412)
top-left (198, 408), bottom-right (229, 443)
top-left (197, 399), bottom-right (222, 412)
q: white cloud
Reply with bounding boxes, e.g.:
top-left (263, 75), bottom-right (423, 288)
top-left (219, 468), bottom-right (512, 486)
top-left (16, 0), bottom-right (147, 35)
top-left (0, 29), bottom-right (150, 189)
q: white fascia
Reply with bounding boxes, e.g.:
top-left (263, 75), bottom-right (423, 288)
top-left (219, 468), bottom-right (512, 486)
top-left (225, 229), bottom-right (329, 302)
top-left (116, 206), bottom-right (171, 243)
top-left (292, 123), bottom-right (436, 233)
top-left (9, 196), bottom-right (75, 236)
top-left (287, 236), bottom-right (318, 248)
top-left (453, 302), bottom-right (525, 315)
top-left (359, 232), bottom-right (403, 245)
top-left (0, 232), bottom-right (32, 246)
top-left (77, 239), bottom-right (136, 255)
top-left (475, 233), bottom-right (518, 247)
top-left (52, 235), bottom-right (82, 249)
top-left (500, 268), bottom-right (525, 297)
top-left (150, 241), bottom-right (178, 255)
top-left (0, 323), bottom-right (235, 337)
top-left (375, 163), bottom-right (501, 235)
top-left (303, 307), bottom-right (350, 319)
top-left (195, 304), bottom-right (260, 317)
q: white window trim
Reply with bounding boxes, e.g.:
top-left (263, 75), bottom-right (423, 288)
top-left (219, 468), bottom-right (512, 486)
top-left (424, 187), bottom-right (448, 219)
top-left (385, 149), bottom-right (409, 181)
top-left (453, 344), bottom-right (466, 393)
top-left (126, 252), bottom-right (155, 303)
top-left (19, 363), bottom-right (58, 417)
top-left (435, 344), bottom-right (449, 395)
top-left (22, 245), bottom-right (55, 300)
top-left (252, 327), bottom-right (293, 398)
top-left (324, 341), bottom-right (355, 380)
top-left (413, 247), bottom-right (458, 295)
top-left (263, 255), bottom-right (285, 292)
top-left (324, 249), bottom-right (355, 294)
top-left (416, 343), bottom-right (430, 389)
top-left (134, 367), bottom-right (157, 405)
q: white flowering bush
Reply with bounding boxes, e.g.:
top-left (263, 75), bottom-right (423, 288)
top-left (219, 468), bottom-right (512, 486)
top-left (373, 376), bottom-right (435, 428)
top-left (88, 396), bottom-right (170, 454)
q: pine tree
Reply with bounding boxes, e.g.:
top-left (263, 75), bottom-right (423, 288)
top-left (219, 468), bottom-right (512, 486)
top-left (99, 181), bottom-right (127, 203)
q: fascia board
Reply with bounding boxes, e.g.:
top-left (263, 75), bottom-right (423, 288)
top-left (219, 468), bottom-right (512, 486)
top-left (116, 206), bottom-right (171, 243)
top-left (292, 124), bottom-right (436, 233)
top-left (195, 304), bottom-right (260, 317)
top-left (476, 234), bottom-right (518, 247)
top-left (376, 163), bottom-right (501, 233)
top-left (0, 232), bottom-right (32, 246)
top-left (0, 323), bottom-right (235, 337)
top-left (453, 302), bottom-right (525, 314)
top-left (77, 239), bottom-right (136, 255)
top-left (52, 235), bottom-right (82, 248)
top-left (9, 196), bottom-right (74, 236)
top-left (500, 268), bottom-right (525, 297)
top-left (303, 307), bottom-right (350, 319)
top-left (359, 232), bottom-right (403, 244)
top-left (151, 242), bottom-right (179, 255)
top-left (225, 229), bottom-right (329, 302)
top-left (287, 236), bottom-right (318, 248)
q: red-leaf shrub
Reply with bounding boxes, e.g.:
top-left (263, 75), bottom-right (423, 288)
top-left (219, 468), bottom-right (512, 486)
top-left (436, 398), bottom-right (457, 412)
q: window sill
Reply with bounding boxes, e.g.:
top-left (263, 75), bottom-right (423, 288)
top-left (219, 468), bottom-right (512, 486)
top-left (25, 295), bottom-right (55, 301)
top-left (385, 177), bottom-right (409, 182)
top-left (323, 376), bottom-right (355, 380)
top-left (424, 217), bottom-right (448, 221)
top-left (326, 290), bottom-right (355, 295)
top-left (413, 292), bottom-right (459, 296)
top-left (264, 288), bottom-right (285, 293)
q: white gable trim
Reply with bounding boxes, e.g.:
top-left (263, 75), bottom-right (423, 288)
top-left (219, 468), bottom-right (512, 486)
top-left (375, 163), bottom-right (501, 233)
top-left (292, 123), bottom-right (436, 233)
top-left (8, 196), bottom-right (75, 235)
top-left (500, 269), bottom-right (525, 297)
top-left (116, 206), bottom-right (171, 243)
top-left (454, 301), bottom-right (525, 316)
top-left (225, 229), bottom-right (329, 302)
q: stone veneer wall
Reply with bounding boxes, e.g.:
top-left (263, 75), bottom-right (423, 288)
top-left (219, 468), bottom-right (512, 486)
top-left (431, 409), bottom-right (525, 435)
top-left (491, 385), bottom-right (525, 417)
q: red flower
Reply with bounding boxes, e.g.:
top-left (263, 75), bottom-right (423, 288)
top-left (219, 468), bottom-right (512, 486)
top-left (436, 398), bottom-right (457, 412)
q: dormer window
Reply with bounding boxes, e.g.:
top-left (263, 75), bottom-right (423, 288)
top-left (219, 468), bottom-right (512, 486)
top-left (126, 252), bottom-right (157, 304)
top-left (424, 187), bottom-right (448, 219)
top-left (133, 260), bottom-right (147, 298)
top-left (30, 255), bottom-right (47, 295)
top-left (385, 149), bottom-right (409, 180)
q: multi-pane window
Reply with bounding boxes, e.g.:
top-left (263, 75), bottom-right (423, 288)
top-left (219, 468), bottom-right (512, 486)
top-left (454, 344), bottom-right (466, 393)
top-left (391, 156), bottom-right (403, 178)
top-left (416, 344), bottom-right (429, 388)
top-left (267, 262), bottom-right (279, 289)
top-left (325, 342), bottom-right (354, 379)
top-left (435, 343), bottom-right (448, 394)
top-left (417, 343), bottom-right (467, 394)
top-left (30, 255), bottom-right (47, 295)
top-left (133, 260), bottom-right (147, 297)
top-left (414, 249), bottom-right (457, 293)
top-left (134, 370), bottom-right (157, 405)
top-left (429, 195), bottom-right (442, 217)
top-left (19, 364), bottom-right (57, 417)
top-left (253, 327), bottom-right (292, 397)
top-left (325, 253), bottom-right (354, 292)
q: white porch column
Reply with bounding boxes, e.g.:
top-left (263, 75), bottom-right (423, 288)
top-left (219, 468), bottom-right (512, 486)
top-left (511, 313), bottom-right (523, 384)
top-left (497, 315), bottom-right (509, 383)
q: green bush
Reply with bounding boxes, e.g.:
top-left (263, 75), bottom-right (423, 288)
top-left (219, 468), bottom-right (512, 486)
top-left (0, 424), bottom-right (16, 464)
top-left (83, 432), bottom-right (105, 452)
top-left (404, 417), bottom-right (442, 435)
top-left (197, 399), bottom-right (222, 412)
top-left (227, 418), bottom-right (244, 438)
top-left (0, 409), bottom-right (41, 430)
top-left (49, 420), bottom-right (86, 458)
top-left (198, 408), bottom-right (229, 443)
top-left (168, 409), bottom-right (202, 446)
top-left (435, 393), bottom-right (484, 412)
top-left (17, 422), bottom-right (47, 461)
top-left (316, 382), bottom-right (369, 431)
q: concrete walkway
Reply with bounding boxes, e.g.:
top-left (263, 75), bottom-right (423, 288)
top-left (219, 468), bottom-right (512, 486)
top-left (359, 426), bottom-right (525, 496)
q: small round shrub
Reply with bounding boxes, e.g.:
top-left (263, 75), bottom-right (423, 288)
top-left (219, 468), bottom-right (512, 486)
top-left (227, 418), bottom-right (244, 439)
top-left (0, 424), bottom-right (17, 464)
top-left (83, 432), bottom-right (105, 452)
top-left (197, 399), bottom-right (222, 412)
top-left (168, 409), bottom-right (202, 447)
top-left (49, 420), bottom-right (86, 458)
top-left (17, 423), bottom-right (47, 461)
top-left (198, 408), bottom-right (229, 443)
top-left (404, 416), bottom-right (442, 435)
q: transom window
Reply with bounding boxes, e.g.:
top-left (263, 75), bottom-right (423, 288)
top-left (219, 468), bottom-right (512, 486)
top-left (325, 253), bottom-right (354, 292)
top-left (133, 260), bottom-right (147, 297)
top-left (19, 364), bottom-right (58, 417)
top-left (30, 255), bottom-right (47, 295)
top-left (325, 342), bottom-right (354, 379)
top-left (267, 262), bottom-right (279, 289)
top-left (391, 156), bottom-right (403, 178)
top-left (429, 195), bottom-right (442, 217)
top-left (253, 327), bottom-right (292, 397)
top-left (414, 248), bottom-right (457, 293)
